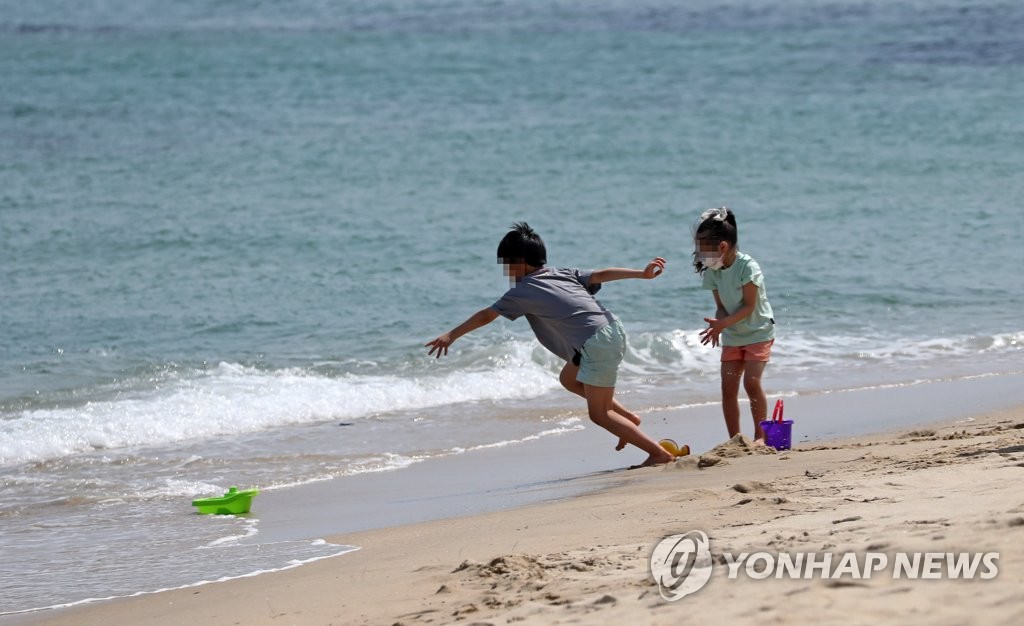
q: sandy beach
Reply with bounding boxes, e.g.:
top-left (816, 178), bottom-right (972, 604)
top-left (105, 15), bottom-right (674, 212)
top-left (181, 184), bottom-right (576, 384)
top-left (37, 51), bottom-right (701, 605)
top-left (5, 1), bottom-right (1024, 622)
top-left (8, 400), bottom-right (1023, 626)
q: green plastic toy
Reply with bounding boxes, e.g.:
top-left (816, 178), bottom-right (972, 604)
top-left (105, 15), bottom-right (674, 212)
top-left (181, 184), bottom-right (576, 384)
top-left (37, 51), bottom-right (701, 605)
top-left (192, 486), bottom-right (259, 515)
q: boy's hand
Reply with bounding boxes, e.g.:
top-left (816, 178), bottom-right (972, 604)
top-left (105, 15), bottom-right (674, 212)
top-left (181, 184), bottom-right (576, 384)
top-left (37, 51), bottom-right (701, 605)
top-left (699, 317), bottom-right (725, 347)
top-left (425, 334), bottom-right (454, 358)
top-left (641, 257), bottom-right (666, 279)
top-left (424, 309), bottom-right (498, 359)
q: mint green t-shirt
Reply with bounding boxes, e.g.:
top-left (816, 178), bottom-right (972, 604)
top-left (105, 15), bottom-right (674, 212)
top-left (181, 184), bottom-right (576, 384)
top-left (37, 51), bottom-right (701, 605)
top-left (701, 251), bottom-right (775, 347)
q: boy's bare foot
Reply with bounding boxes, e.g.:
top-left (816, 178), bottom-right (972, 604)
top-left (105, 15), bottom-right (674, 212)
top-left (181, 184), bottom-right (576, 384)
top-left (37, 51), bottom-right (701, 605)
top-left (753, 438), bottom-right (766, 447)
top-left (628, 449), bottom-right (676, 469)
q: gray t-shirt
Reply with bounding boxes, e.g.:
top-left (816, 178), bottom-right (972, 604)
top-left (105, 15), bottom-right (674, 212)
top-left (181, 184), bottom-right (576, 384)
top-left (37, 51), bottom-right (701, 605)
top-left (490, 267), bottom-right (617, 362)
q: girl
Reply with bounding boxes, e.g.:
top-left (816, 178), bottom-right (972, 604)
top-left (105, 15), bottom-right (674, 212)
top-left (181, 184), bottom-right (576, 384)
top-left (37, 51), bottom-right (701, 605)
top-left (693, 207), bottom-right (776, 442)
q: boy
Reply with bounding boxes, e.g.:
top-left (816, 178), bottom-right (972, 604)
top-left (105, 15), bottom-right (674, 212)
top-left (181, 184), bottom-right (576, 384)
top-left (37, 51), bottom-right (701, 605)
top-left (425, 222), bottom-right (675, 467)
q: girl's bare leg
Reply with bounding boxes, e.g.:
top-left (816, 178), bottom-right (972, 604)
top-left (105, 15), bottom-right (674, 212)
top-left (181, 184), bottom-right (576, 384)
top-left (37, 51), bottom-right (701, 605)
top-left (742, 361), bottom-right (769, 441)
top-left (720, 361), bottom-right (745, 438)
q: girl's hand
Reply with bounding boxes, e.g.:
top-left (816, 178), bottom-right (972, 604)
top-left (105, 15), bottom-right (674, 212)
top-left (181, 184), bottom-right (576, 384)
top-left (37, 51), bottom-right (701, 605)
top-left (642, 257), bottom-right (666, 279)
top-left (425, 334), bottom-right (454, 358)
top-left (699, 317), bottom-right (725, 347)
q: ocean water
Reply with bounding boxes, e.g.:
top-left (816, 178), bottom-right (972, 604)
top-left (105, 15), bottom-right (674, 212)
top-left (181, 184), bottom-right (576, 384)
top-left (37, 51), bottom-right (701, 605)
top-left (2, 0), bottom-right (1023, 614)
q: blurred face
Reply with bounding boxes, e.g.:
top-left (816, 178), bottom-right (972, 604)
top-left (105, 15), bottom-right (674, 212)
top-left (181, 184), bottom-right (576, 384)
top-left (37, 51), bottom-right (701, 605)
top-left (695, 238), bottom-right (731, 269)
top-left (499, 258), bottom-right (529, 284)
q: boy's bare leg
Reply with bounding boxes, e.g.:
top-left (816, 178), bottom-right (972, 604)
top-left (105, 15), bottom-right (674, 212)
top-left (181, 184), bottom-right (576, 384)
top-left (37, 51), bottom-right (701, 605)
top-left (559, 362), bottom-right (641, 450)
top-left (583, 383), bottom-right (674, 467)
top-left (612, 407), bottom-right (642, 450)
top-left (743, 361), bottom-right (769, 441)
top-left (720, 361), bottom-right (745, 439)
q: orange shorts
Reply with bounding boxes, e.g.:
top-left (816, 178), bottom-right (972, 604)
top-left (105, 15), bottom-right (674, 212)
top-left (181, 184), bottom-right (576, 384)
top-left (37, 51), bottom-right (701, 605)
top-left (721, 339), bottom-right (774, 363)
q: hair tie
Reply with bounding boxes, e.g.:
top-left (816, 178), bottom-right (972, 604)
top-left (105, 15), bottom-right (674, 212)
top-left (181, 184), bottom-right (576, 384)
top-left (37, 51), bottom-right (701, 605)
top-left (700, 206), bottom-right (729, 223)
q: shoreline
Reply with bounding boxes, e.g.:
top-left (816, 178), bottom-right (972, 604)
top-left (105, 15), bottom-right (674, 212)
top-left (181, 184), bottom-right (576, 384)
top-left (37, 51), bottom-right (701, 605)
top-left (209, 371), bottom-right (1024, 547)
top-left (6, 391), bottom-right (1024, 624)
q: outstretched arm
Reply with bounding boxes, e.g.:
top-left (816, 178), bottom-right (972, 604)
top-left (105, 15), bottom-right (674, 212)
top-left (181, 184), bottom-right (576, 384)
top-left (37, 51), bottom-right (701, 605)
top-left (590, 257), bottom-right (666, 284)
top-left (425, 307), bottom-right (500, 358)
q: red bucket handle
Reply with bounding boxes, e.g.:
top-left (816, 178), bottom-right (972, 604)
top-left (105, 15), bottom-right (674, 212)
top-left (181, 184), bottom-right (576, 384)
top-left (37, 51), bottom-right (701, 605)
top-left (772, 399), bottom-right (784, 423)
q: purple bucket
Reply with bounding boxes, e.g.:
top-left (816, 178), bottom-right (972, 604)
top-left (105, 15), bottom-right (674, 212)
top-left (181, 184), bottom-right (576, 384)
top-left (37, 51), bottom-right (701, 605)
top-left (760, 399), bottom-right (793, 450)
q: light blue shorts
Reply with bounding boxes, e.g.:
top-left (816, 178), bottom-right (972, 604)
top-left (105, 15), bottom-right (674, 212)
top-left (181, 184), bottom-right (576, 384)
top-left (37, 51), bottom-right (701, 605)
top-left (577, 320), bottom-right (626, 388)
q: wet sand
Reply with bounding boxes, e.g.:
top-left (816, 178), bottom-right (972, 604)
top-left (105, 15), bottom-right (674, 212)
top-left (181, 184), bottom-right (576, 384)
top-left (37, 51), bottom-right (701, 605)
top-left (9, 397), bottom-right (1023, 625)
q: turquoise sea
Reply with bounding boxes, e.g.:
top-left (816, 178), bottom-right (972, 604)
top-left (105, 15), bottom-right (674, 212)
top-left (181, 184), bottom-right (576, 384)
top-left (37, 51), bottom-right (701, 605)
top-left (2, 0), bottom-right (1022, 614)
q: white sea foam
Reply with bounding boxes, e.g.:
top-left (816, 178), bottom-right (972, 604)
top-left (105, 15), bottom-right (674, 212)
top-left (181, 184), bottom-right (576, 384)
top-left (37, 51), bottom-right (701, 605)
top-left (0, 349), bottom-right (559, 466)
top-left (201, 517), bottom-right (260, 548)
top-left (152, 478), bottom-right (225, 499)
top-left (454, 422), bottom-right (585, 453)
top-left (0, 542), bottom-right (360, 617)
top-left (2, 330), bottom-right (1020, 467)
top-left (626, 328), bottom-right (1024, 372)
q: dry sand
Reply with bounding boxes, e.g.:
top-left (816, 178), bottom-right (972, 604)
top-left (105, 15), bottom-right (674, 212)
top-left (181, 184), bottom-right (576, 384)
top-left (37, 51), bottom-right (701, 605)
top-left (9, 406), bottom-right (1024, 625)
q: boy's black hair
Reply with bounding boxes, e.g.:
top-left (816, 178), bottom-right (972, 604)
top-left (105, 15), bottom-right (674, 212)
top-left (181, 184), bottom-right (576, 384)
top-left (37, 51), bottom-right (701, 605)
top-left (497, 222), bottom-right (547, 267)
top-left (693, 207), bottom-right (738, 274)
